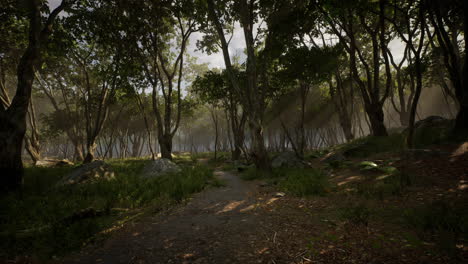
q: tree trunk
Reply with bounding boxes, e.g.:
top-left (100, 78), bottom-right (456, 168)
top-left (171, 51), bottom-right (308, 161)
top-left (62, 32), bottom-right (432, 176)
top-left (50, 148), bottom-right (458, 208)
top-left (159, 134), bottom-right (172, 160)
top-left (0, 116), bottom-right (26, 190)
top-left (83, 142), bottom-right (97, 163)
top-left (25, 137), bottom-right (41, 164)
top-left (366, 104), bottom-right (388, 136)
top-left (249, 121), bottom-right (270, 170)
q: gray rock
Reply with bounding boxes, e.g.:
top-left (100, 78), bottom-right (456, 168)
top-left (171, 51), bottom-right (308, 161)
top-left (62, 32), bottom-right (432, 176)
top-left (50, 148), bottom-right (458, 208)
top-left (36, 159), bottom-right (74, 167)
top-left (57, 160), bottom-right (114, 186)
top-left (414, 116), bottom-right (451, 130)
top-left (402, 149), bottom-right (450, 159)
top-left (141, 158), bottom-right (181, 178)
top-left (271, 152), bottom-right (305, 168)
top-left (322, 151), bottom-right (346, 163)
top-left (273, 192), bottom-right (286, 198)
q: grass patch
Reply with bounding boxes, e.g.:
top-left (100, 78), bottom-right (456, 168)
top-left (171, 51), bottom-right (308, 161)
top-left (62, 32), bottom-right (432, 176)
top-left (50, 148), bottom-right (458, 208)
top-left (339, 203), bottom-right (371, 226)
top-left (0, 159), bottom-right (215, 260)
top-left (240, 167), bottom-right (329, 197)
top-left (353, 171), bottom-right (410, 199)
top-left (403, 200), bottom-right (468, 255)
top-left (277, 168), bottom-right (329, 197)
top-left (336, 134), bottom-right (405, 158)
top-left (239, 167), bottom-right (271, 181)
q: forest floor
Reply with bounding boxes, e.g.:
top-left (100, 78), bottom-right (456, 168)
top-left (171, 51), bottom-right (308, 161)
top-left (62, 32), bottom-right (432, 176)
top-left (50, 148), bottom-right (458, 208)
top-left (60, 143), bottom-right (467, 264)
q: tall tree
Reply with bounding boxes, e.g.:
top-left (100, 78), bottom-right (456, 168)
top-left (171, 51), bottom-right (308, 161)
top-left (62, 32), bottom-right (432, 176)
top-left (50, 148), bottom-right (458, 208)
top-left (192, 69), bottom-right (247, 160)
top-left (0, 0), bottom-right (71, 190)
top-left (320, 0), bottom-right (392, 136)
top-left (125, 0), bottom-right (196, 160)
top-left (427, 0), bottom-right (468, 135)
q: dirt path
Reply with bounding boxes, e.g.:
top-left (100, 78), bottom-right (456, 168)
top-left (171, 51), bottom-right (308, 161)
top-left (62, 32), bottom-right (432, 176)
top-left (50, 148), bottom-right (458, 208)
top-left (64, 170), bottom-right (279, 264)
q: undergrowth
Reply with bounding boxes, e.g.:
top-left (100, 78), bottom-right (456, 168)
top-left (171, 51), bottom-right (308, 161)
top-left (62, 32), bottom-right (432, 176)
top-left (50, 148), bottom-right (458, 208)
top-left (0, 159), bottom-right (216, 260)
top-left (240, 167), bottom-right (329, 197)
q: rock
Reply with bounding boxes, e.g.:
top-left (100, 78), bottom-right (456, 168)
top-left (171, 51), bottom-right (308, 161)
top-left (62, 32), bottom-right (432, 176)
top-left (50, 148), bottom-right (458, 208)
top-left (402, 149), bottom-right (450, 159)
top-left (321, 151), bottom-right (346, 163)
top-left (36, 159), bottom-right (74, 167)
top-left (258, 181), bottom-right (269, 187)
top-left (414, 116), bottom-right (451, 130)
top-left (57, 160), bottom-right (114, 186)
top-left (237, 164), bottom-right (254, 172)
top-left (140, 158), bottom-right (181, 178)
top-left (271, 152), bottom-right (305, 168)
top-left (273, 192), bottom-right (286, 198)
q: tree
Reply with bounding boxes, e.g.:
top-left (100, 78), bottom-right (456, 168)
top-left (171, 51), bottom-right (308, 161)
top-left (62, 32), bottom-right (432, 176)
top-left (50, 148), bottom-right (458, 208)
top-left (124, 0), bottom-right (197, 160)
top-left (427, 0), bottom-right (468, 135)
top-left (204, 0), bottom-right (277, 169)
top-left (192, 69), bottom-right (248, 160)
top-left (320, 0), bottom-right (393, 136)
top-left (0, 0), bottom-right (71, 190)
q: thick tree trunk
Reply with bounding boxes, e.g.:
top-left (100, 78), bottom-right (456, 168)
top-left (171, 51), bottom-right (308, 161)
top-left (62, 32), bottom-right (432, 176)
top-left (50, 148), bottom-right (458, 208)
top-left (366, 105), bottom-right (388, 136)
top-left (0, 39), bottom-right (38, 190)
top-left (83, 142), bottom-right (97, 163)
top-left (454, 99), bottom-right (468, 134)
top-left (0, 115), bottom-right (26, 190)
top-left (159, 134), bottom-right (172, 160)
top-left (249, 121), bottom-right (270, 170)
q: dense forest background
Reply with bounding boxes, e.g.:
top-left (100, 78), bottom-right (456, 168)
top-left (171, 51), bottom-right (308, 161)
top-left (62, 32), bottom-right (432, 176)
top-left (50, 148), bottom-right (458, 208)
top-left (1, 0), bottom-right (466, 187)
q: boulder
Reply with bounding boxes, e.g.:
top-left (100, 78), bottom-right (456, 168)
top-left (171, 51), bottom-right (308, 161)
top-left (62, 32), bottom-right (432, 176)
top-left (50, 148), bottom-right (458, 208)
top-left (271, 152), bottom-right (305, 168)
top-left (36, 159), bottom-right (74, 167)
top-left (413, 116), bottom-right (451, 130)
top-left (321, 151), bottom-right (346, 163)
top-left (140, 158), bottom-right (181, 178)
top-left (57, 160), bottom-right (114, 186)
top-left (402, 149), bottom-right (450, 159)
